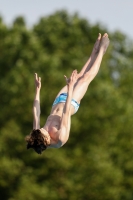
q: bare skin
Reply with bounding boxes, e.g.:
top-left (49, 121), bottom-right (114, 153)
top-left (33, 33), bottom-right (110, 148)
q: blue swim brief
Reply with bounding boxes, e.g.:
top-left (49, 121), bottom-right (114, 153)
top-left (52, 93), bottom-right (80, 113)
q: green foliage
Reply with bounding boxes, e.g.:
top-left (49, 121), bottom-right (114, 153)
top-left (1, 10), bottom-right (133, 200)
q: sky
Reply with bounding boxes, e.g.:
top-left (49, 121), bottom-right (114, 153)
top-left (0, 0), bottom-right (133, 39)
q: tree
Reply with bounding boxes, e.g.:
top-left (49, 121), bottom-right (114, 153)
top-left (1, 10), bottom-right (133, 200)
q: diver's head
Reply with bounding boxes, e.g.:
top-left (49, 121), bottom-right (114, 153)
top-left (25, 128), bottom-right (50, 154)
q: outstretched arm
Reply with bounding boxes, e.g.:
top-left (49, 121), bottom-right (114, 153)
top-left (33, 73), bottom-right (41, 129)
top-left (57, 70), bottom-right (78, 146)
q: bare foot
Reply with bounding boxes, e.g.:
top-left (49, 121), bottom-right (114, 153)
top-left (99, 33), bottom-right (110, 54)
top-left (92, 33), bottom-right (102, 54)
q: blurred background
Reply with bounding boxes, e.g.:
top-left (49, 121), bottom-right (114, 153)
top-left (0, 1), bottom-right (133, 200)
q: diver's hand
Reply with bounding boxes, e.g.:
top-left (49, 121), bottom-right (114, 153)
top-left (64, 70), bottom-right (78, 88)
top-left (34, 73), bottom-right (41, 90)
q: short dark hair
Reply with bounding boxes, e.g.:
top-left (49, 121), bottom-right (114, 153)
top-left (25, 129), bottom-right (47, 154)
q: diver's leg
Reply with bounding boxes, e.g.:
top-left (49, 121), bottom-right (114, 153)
top-left (54, 34), bottom-right (109, 101)
top-left (77, 33), bottom-right (101, 77)
top-left (54, 33), bottom-right (102, 99)
top-left (72, 33), bottom-right (110, 103)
